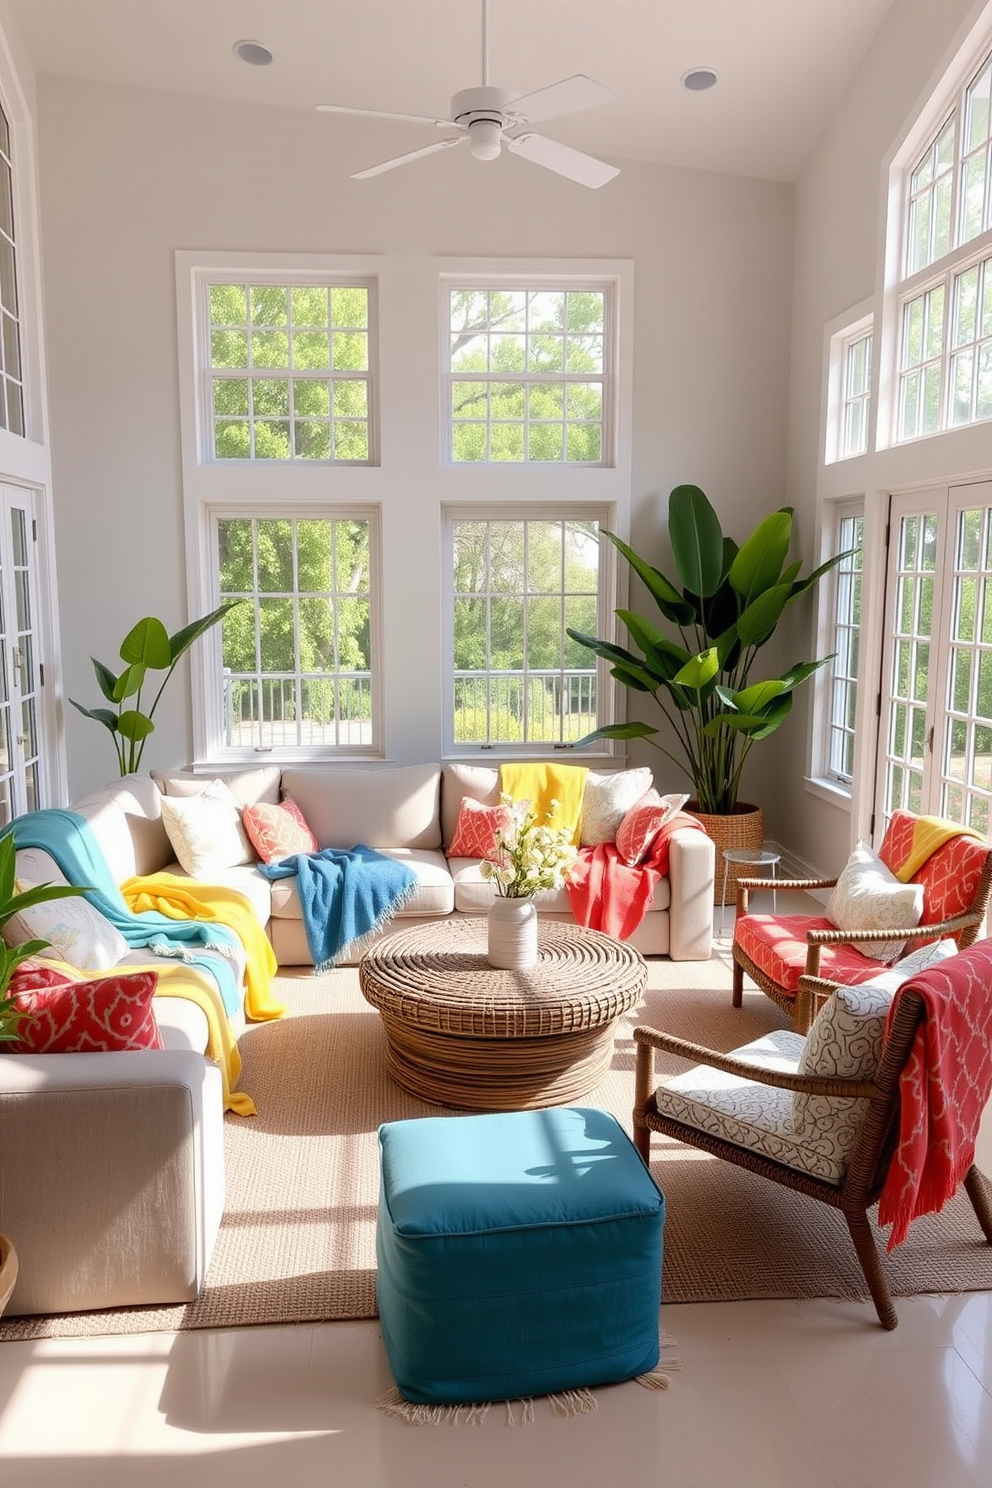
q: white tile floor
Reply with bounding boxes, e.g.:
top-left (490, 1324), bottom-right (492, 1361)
top-left (2, 901), bottom-right (991, 1487)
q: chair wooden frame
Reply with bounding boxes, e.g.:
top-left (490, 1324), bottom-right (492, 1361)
top-left (632, 986), bottom-right (992, 1329)
top-left (731, 849), bottom-right (992, 1022)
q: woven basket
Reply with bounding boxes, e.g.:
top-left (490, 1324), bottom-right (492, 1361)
top-left (686, 802), bottom-right (764, 905)
top-left (0, 1234), bottom-right (18, 1317)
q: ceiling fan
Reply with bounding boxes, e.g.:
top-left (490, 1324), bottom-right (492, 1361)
top-left (315, 0), bottom-right (619, 189)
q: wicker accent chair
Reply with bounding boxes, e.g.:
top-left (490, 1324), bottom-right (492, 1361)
top-left (731, 812), bottom-right (992, 1022)
top-left (632, 962), bottom-right (992, 1329)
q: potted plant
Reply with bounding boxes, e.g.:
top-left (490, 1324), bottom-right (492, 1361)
top-left (567, 484), bottom-right (850, 898)
top-left (69, 602), bottom-right (242, 777)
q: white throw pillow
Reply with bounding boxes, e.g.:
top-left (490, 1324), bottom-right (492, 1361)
top-left (2, 883), bottom-right (127, 971)
top-left (159, 778), bottom-right (254, 876)
top-left (579, 768), bottom-right (653, 846)
top-left (824, 841), bottom-right (924, 962)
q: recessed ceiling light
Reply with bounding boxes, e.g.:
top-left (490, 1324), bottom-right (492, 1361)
top-left (234, 40), bottom-right (273, 67)
top-left (681, 68), bottom-right (719, 92)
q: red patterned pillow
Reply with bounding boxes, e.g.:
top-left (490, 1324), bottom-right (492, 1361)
top-left (242, 798), bottom-right (318, 864)
top-left (448, 797), bottom-right (514, 861)
top-left (3, 964), bottom-right (164, 1052)
top-left (615, 790), bottom-right (690, 866)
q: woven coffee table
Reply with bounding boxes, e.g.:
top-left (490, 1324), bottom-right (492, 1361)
top-left (359, 918), bottom-right (647, 1110)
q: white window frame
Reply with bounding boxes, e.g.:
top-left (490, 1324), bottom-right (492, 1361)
top-left (440, 275), bottom-right (618, 468)
top-left (441, 502), bottom-right (617, 759)
top-left (824, 301), bottom-right (874, 463)
top-left (808, 498), bottom-right (865, 805)
top-left (199, 502), bottom-right (383, 765)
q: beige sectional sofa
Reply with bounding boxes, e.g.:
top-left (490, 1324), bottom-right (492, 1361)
top-left (0, 760), bottom-right (713, 1318)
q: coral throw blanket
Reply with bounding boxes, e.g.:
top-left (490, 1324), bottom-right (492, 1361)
top-left (877, 938), bottom-right (992, 1250)
top-left (498, 762), bottom-right (588, 842)
top-left (881, 813), bottom-right (983, 883)
top-left (566, 813), bottom-right (704, 941)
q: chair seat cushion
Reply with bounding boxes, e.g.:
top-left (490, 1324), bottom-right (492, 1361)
top-left (376, 1107), bottom-right (665, 1405)
top-left (655, 1029), bottom-right (862, 1185)
top-left (734, 914), bottom-right (896, 994)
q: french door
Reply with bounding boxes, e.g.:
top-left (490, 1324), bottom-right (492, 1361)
top-left (0, 483), bottom-right (45, 825)
top-left (876, 481), bottom-right (992, 837)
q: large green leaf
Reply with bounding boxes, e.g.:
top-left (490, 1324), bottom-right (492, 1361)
top-left (119, 617), bottom-right (171, 670)
top-left (610, 664), bottom-right (656, 692)
top-left (603, 533), bottom-right (695, 624)
top-left (673, 648), bottom-right (720, 691)
top-left (728, 509), bottom-right (793, 604)
top-left (735, 583), bottom-right (792, 646)
top-left (668, 485), bottom-right (725, 599)
top-left (778, 657), bottom-right (833, 691)
top-left (787, 547), bottom-right (858, 602)
top-left (704, 694), bottom-right (793, 738)
top-left (168, 599), bottom-right (244, 665)
top-left (92, 658), bottom-right (119, 702)
top-left (111, 663), bottom-right (147, 702)
top-left (733, 679), bottom-right (788, 713)
top-left (616, 610), bottom-right (689, 675)
top-left (69, 700), bottom-right (119, 734)
top-left (566, 627), bottom-right (659, 675)
top-left (574, 721), bottom-right (660, 747)
top-left (116, 709), bottom-right (155, 742)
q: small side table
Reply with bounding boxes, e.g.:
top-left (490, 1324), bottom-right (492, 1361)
top-left (721, 847), bottom-right (781, 935)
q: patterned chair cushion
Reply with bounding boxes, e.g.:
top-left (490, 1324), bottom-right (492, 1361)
top-left (877, 810), bottom-right (989, 928)
top-left (655, 1030), bottom-right (856, 1184)
top-left (733, 914), bottom-right (891, 996)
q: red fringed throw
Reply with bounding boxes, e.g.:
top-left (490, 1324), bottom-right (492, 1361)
top-left (878, 938), bottom-right (992, 1250)
top-left (566, 812), bottom-right (704, 941)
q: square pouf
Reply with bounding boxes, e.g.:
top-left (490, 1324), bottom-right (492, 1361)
top-left (376, 1106), bottom-right (665, 1405)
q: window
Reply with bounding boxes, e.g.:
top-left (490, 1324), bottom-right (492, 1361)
top-left (446, 509), bottom-right (611, 751)
top-left (824, 306), bottom-right (873, 463)
top-left (894, 44), bottom-right (992, 442)
top-left (211, 511), bottom-right (379, 757)
top-left (841, 329), bottom-right (873, 457)
top-left (204, 277), bottom-right (374, 463)
top-left (824, 507), bottom-right (864, 784)
top-left (445, 285), bottom-right (612, 464)
top-left (0, 97), bottom-right (22, 438)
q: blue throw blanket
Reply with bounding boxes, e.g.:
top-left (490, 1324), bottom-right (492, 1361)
top-left (258, 845), bottom-right (417, 972)
top-left (0, 808), bottom-right (243, 1018)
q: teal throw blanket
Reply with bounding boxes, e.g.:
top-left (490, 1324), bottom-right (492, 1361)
top-left (1, 808), bottom-right (242, 1017)
top-left (258, 845), bottom-right (417, 972)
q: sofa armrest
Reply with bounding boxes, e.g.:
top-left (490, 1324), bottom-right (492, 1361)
top-left (666, 826), bottom-right (715, 960)
top-left (0, 1050), bottom-right (224, 1316)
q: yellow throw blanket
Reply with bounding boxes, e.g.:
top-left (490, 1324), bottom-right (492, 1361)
top-left (888, 817), bottom-right (984, 883)
top-left (498, 762), bottom-right (588, 843)
top-left (40, 955), bottom-right (256, 1117)
top-left (121, 874), bottom-right (285, 1023)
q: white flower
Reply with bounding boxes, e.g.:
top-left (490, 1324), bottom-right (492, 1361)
top-left (486, 794), bottom-right (578, 898)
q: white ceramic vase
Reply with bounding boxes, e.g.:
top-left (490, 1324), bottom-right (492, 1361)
top-left (487, 895), bottom-right (539, 970)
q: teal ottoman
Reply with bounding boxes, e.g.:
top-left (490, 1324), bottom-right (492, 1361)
top-left (376, 1106), bottom-right (665, 1405)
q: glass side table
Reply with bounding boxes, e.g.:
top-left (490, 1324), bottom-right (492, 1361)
top-left (721, 847), bottom-right (781, 935)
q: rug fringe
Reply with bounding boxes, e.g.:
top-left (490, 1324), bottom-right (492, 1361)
top-left (635, 1332), bottom-right (682, 1391)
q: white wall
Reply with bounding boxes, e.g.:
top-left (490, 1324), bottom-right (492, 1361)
top-left (774, 0), bottom-right (987, 873)
top-left (35, 75), bottom-right (795, 799)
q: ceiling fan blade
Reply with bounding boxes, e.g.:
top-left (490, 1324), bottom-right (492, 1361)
top-left (506, 132), bottom-right (619, 189)
top-left (505, 74), bottom-right (616, 125)
top-left (317, 103), bottom-right (455, 129)
top-left (352, 135), bottom-right (466, 180)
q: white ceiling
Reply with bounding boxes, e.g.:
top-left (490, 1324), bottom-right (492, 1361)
top-left (5, 0), bottom-right (897, 181)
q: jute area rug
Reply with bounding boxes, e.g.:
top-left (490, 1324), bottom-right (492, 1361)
top-left (3, 949), bottom-right (992, 1340)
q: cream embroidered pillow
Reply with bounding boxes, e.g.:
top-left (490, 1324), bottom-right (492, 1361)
top-left (160, 778), bottom-right (254, 876)
top-left (824, 841), bottom-right (924, 962)
top-left (2, 883), bottom-right (127, 971)
top-left (579, 768), bottom-right (653, 846)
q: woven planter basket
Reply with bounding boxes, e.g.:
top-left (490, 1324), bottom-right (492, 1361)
top-left (686, 802), bottom-right (764, 905)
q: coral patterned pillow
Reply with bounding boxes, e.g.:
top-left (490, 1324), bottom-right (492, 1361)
top-left (2, 963), bottom-right (164, 1052)
top-left (448, 797), bottom-right (514, 861)
top-left (615, 790), bottom-right (691, 866)
top-left (242, 798), bottom-right (318, 864)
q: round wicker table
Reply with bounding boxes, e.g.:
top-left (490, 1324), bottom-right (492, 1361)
top-left (358, 919), bottom-right (647, 1110)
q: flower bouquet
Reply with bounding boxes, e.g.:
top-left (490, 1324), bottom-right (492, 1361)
top-left (480, 796), bottom-right (578, 901)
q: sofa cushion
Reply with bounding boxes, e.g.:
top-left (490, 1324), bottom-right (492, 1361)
top-left (448, 857), bottom-right (671, 915)
top-left (159, 860), bottom-right (273, 929)
top-left (72, 780), bottom-right (173, 880)
top-left (267, 848), bottom-right (454, 920)
top-left (440, 763), bottom-right (501, 849)
top-left (447, 796), bottom-right (513, 861)
top-left (152, 766), bottom-right (282, 807)
top-left (281, 764), bottom-right (442, 851)
top-left (615, 790), bottom-right (690, 866)
top-left (2, 881), bottom-right (128, 972)
top-left (2, 963), bottom-right (164, 1053)
top-left (160, 780), bottom-right (255, 876)
top-left (579, 769), bottom-right (653, 846)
